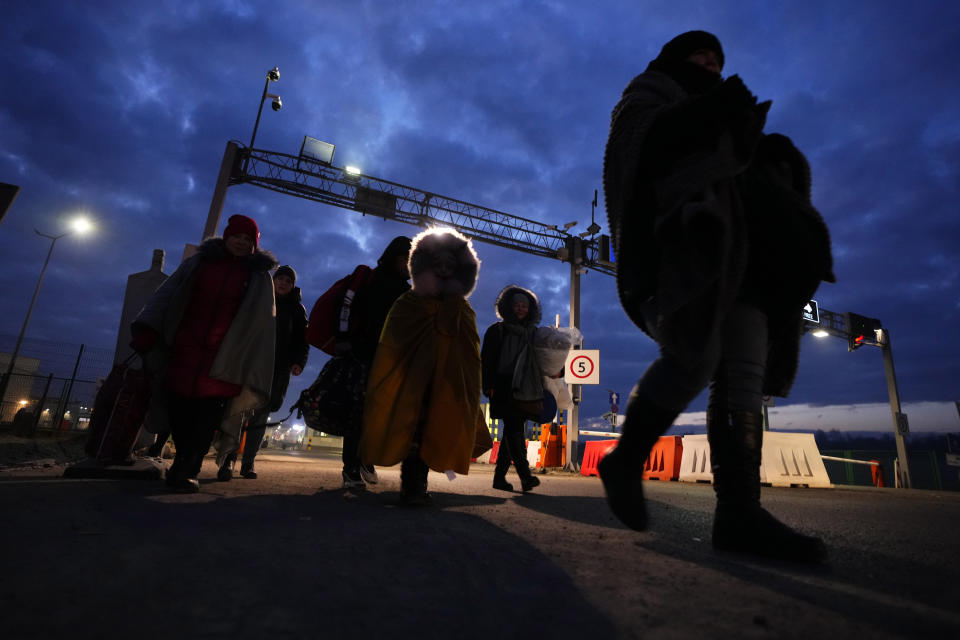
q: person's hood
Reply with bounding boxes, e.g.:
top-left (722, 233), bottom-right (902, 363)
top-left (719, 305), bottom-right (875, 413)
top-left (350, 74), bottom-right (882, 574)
top-left (494, 285), bottom-right (541, 326)
top-left (408, 228), bottom-right (480, 298)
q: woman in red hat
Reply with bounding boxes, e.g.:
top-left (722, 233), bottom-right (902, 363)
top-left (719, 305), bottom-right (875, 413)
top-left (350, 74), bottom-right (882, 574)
top-left (131, 214), bottom-right (278, 492)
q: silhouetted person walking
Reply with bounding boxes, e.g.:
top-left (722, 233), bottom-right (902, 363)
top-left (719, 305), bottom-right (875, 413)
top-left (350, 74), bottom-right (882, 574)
top-left (481, 285), bottom-right (543, 493)
top-left (601, 31), bottom-right (834, 561)
top-left (336, 236), bottom-right (412, 489)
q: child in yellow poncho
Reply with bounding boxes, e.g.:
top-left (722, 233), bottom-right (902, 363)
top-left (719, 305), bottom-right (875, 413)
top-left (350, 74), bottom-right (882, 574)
top-left (360, 228), bottom-right (486, 506)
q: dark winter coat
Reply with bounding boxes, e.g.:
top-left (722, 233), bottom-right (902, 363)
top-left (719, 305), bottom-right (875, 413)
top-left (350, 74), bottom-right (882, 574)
top-left (134, 237), bottom-right (278, 434)
top-left (271, 286), bottom-right (309, 411)
top-left (603, 67), bottom-right (834, 396)
top-left (343, 237), bottom-right (412, 365)
top-left (349, 268), bottom-right (411, 365)
top-left (481, 285), bottom-right (543, 420)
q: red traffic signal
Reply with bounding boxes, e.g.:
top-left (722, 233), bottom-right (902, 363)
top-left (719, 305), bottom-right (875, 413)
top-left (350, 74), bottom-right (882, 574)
top-left (846, 312), bottom-right (881, 351)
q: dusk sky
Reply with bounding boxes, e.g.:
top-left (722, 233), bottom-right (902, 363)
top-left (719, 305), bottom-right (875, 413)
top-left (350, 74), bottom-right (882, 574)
top-left (2, 1), bottom-right (958, 434)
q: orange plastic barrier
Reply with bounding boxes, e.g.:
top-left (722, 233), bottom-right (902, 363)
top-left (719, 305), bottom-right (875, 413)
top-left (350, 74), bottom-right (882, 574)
top-left (537, 423), bottom-right (566, 468)
top-left (488, 441), bottom-right (500, 465)
top-left (580, 440), bottom-right (618, 477)
top-left (642, 436), bottom-right (683, 481)
top-left (870, 459), bottom-right (884, 487)
top-left (237, 431), bottom-right (247, 456)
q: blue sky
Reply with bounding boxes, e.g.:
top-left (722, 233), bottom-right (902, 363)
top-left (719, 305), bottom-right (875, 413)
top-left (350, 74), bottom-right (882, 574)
top-left (2, 1), bottom-right (958, 432)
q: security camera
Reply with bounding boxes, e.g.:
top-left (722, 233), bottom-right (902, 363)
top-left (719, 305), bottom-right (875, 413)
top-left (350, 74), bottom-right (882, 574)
top-left (267, 66), bottom-right (280, 82)
top-left (271, 96), bottom-right (282, 111)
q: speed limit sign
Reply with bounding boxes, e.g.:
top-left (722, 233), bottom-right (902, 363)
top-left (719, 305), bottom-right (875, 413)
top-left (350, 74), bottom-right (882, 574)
top-left (564, 350), bottom-right (600, 385)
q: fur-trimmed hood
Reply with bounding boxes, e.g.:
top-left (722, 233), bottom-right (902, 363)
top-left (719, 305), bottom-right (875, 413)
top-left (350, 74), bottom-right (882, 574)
top-left (197, 237), bottom-right (278, 272)
top-left (494, 285), bottom-right (541, 327)
top-left (409, 228), bottom-right (480, 298)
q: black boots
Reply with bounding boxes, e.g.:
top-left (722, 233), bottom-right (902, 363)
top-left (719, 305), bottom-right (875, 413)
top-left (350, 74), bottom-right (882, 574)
top-left (165, 454), bottom-right (200, 493)
top-left (709, 410), bottom-right (827, 563)
top-left (400, 453), bottom-right (432, 507)
top-left (597, 394), bottom-right (677, 531)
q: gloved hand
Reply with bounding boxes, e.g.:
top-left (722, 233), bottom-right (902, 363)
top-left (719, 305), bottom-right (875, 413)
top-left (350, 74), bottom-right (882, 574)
top-left (129, 325), bottom-right (159, 354)
top-left (715, 74), bottom-right (757, 114)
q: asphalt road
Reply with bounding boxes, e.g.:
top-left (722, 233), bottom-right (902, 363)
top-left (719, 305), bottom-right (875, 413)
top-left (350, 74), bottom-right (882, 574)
top-left (2, 452), bottom-right (959, 639)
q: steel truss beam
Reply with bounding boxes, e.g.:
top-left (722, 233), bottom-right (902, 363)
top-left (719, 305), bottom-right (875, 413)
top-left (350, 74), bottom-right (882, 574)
top-left (233, 144), bottom-right (615, 276)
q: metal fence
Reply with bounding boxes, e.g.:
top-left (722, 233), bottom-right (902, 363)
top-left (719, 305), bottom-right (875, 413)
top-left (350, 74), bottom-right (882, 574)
top-left (0, 335), bottom-right (113, 435)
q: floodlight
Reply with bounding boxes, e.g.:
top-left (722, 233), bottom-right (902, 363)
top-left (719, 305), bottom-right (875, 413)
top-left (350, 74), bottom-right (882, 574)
top-left (812, 329), bottom-right (829, 338)
top-left (300, 136), bottom-right (336, 165)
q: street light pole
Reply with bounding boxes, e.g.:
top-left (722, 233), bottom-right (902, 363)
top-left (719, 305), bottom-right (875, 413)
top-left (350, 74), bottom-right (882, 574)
top-left (245, 66), bottom-right (281, 172)
top-left (0, 230), bottom-right (67, 414)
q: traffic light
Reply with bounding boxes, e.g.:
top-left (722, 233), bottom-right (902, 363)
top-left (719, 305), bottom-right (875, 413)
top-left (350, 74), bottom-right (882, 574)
top-left (846, 312), bottom-right (881, 351)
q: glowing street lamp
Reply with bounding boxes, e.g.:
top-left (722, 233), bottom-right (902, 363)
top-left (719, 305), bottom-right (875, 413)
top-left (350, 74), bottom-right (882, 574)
top-left (0, 216), bottom-right (94, 409)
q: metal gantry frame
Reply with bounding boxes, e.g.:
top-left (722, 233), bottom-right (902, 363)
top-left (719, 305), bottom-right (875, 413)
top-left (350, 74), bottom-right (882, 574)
top-left (207, 141), bottom-right (614, 274)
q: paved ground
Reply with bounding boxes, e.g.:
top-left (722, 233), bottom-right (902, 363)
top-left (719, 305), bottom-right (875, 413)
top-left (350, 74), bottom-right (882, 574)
top-left (2, 433), bottom-right (959, 639)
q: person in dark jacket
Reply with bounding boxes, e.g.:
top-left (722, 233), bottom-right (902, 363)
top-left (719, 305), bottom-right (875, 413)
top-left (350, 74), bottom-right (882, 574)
top-left (600, 31), bottom-right (834, 561)
top-left (481, 285), bottom-right (543, 493)
top-left (131, 214), bottom-right (277, 493)
top-left (336, 236), bottom-right (412, 489)
top-left (218, 264), bottom-right (308, 480)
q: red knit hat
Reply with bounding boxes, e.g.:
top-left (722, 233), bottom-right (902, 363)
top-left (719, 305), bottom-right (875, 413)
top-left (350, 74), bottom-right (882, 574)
top-left (223, 214), bottom-right (259, 246)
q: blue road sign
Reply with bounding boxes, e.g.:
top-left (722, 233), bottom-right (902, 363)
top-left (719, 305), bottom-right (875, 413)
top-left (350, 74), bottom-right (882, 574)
top-left (609, 391), bottom-right (620, 405)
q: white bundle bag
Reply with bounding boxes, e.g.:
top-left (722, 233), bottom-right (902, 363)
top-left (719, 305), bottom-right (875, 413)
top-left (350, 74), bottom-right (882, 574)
top-left (533, 326), bottom-right (582, 411)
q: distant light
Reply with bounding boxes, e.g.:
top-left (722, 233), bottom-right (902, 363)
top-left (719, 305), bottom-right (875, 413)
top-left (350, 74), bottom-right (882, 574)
top-left (292, 423), bottom-right (304, 431)
top-left (812, 329), bottom-right (829, 338)
top-left (71, 216), bottom-right (93, 235)
top-left (344, 165), bottom-right (361, 176)
top-left (18, 399), bottom-right (27, 405)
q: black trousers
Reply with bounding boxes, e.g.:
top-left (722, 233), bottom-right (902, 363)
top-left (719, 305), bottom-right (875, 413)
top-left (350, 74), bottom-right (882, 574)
top-left (494, 416), bottom-right (532, 481)
top-left (167, 392), bottom-right (228, 479)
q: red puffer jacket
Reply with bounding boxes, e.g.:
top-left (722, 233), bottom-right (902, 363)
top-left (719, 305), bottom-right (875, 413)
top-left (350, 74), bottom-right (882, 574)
top-left (166, 255), bottom-right (251, 398)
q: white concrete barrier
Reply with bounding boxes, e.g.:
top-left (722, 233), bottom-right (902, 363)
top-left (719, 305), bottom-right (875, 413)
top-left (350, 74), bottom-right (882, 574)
top-left (679, 435), bottom-right (713, 483)
top-left (526, 440), bottom-right (541, 469)
top-left (679, 432), bottom-right (833, 488)
top-left (762, 431), bottom-right (832, 488)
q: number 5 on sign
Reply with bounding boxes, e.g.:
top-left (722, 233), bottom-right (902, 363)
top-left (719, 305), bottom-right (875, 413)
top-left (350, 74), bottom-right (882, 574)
top-left (564, 350), bottom-right (600, 385)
